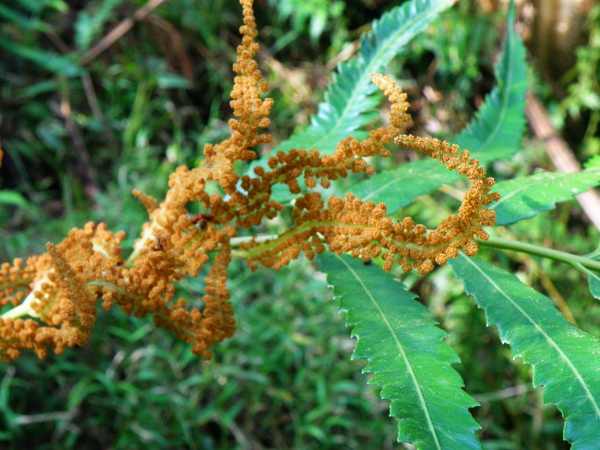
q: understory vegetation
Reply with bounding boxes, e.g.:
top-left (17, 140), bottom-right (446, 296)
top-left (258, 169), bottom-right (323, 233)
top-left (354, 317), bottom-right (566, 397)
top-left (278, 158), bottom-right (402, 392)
top-left (1, 0), bottom-right (599, 448)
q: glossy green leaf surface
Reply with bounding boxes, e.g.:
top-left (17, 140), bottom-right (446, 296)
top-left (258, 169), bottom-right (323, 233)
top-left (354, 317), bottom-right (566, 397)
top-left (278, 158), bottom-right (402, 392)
top-left (271, 0), bottom-right (455, 156)
top-left (491, 169), bottom-right (600, 226)
top-left (450, 253), bottom-right (600, 448)
top-left (348, 0), bottom-right (527, 213)
top-left (319, 253), bottom-right (481, 449)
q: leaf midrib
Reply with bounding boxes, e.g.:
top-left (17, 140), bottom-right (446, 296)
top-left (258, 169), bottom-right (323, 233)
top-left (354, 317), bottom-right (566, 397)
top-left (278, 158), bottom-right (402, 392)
top-left (334, 253), bottom-right (442, 449)
top-left (276, 0), bottom-right (454, 154)
top-left (459, 253), bottom-right (600, 420)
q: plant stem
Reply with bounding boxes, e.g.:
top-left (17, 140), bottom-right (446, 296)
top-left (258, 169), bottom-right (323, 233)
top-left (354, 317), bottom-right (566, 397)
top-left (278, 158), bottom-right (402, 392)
top-left (232, 233), bottom-right (600, 274)
top-left (479, 236), bottom-right (600, 273)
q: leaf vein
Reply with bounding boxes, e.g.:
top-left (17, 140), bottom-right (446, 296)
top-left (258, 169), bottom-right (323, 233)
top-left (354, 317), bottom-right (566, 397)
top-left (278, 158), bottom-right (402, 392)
top-left (459, 253), bottom-right (600, 419)
top-left (334, 253), bottom-right (443, 449)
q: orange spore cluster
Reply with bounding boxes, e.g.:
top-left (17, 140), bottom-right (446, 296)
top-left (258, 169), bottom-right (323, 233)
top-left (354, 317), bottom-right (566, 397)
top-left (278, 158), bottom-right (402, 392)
top-left (0, 0), bottom-right (498, 362)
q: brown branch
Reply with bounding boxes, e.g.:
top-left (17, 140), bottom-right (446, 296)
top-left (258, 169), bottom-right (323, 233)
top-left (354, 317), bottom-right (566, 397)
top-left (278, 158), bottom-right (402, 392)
top-left (526, 91), bottom-right (600, 232)
top-left (78, 0), bottom-right (171, 66)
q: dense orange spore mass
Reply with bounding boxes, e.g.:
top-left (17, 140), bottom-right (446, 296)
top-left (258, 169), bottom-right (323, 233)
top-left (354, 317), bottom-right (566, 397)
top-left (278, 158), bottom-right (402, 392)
top-left (0, 0), bottom-right (498, 362)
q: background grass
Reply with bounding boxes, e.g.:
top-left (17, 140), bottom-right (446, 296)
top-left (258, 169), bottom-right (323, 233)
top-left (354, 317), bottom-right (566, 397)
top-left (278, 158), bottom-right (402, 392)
top-left (0, 0), bottom-right (598, 448)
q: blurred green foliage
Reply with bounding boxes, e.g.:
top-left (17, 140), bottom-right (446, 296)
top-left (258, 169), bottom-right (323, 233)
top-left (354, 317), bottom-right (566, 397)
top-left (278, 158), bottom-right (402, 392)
top-left (0, 0), bottom-right (598, 448)
top-left (560, 3), bottom-right (600, 159)
top-left (1, 259), bottom-right (398, 448)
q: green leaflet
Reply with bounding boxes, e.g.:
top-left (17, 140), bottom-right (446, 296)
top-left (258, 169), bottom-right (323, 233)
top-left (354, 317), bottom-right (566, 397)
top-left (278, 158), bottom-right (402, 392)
top-left (490, 169), bottom-right (600, 226)
top-left (450, 253), bottom-right (600, 448)
top-left (270, 0), bottom-right (455, 156)
top-left (573, 263), bottom-right (600, 300)
top-left (452, 0), bottom-right (527, 162)
top-left (318, 253), bottom-right (481, 449)
top-left (348, 159), bottom-right (456, 212)
top-left (347, 0), bottom-right (527, 214)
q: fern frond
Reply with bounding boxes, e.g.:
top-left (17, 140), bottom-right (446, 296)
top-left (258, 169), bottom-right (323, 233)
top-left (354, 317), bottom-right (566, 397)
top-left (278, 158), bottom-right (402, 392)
top-left (453, 0), bottom-right (527, 162)
top-left (490, 169), bottom-right (600, 226)
top-left (348, 0), bottom-right (527, 213)
top-left (450, 254), bottom-right (600, 448)
top-left (320, 252), bottom-right (481, 449)
top-left (272, 0), bottom-right (455, 155)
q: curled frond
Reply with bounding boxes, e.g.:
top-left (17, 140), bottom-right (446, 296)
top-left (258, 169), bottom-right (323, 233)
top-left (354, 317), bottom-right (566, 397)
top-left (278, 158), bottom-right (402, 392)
top-left (241, 76), bottom-right (499, 275)
top-left (0, 0), bottom-right (499, 361)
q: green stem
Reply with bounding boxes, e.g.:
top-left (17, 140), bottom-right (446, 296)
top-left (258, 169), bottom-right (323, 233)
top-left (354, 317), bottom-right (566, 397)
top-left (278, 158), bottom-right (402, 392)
top-left (479, 236), bottom-right (600, 273)
top-left (232, 231), bottom-right (600, 276)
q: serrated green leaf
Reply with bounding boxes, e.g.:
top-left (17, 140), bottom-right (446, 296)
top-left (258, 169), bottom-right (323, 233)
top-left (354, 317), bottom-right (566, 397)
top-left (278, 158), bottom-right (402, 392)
top-left (490, 169), bottom-right (600, 226)
top-left (318, 252), bottom-right (481, 449)
top-left (453, 0), bottom-right (527, 162)
top-left (450, 253), bottom-right (600, 448)
top-left (272, 0), bottom-right (455, 156)
top-left (346, 0), bottom-right (527, 214)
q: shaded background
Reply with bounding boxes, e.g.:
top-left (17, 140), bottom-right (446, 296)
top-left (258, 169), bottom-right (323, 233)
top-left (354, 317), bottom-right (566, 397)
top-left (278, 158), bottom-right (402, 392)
top-left (0, 0), bottom-right (598, 447)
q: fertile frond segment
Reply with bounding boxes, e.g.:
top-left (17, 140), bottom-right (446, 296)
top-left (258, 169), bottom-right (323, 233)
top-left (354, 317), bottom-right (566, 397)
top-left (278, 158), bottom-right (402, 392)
top-left (241, 126), bottom-right (499, 275)
top-left (0, 0), bottom-right (498, 361)
top-left (1, 223), bottom-right (124, 361)
top-left (203, 0), bottom-right (273, 193)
